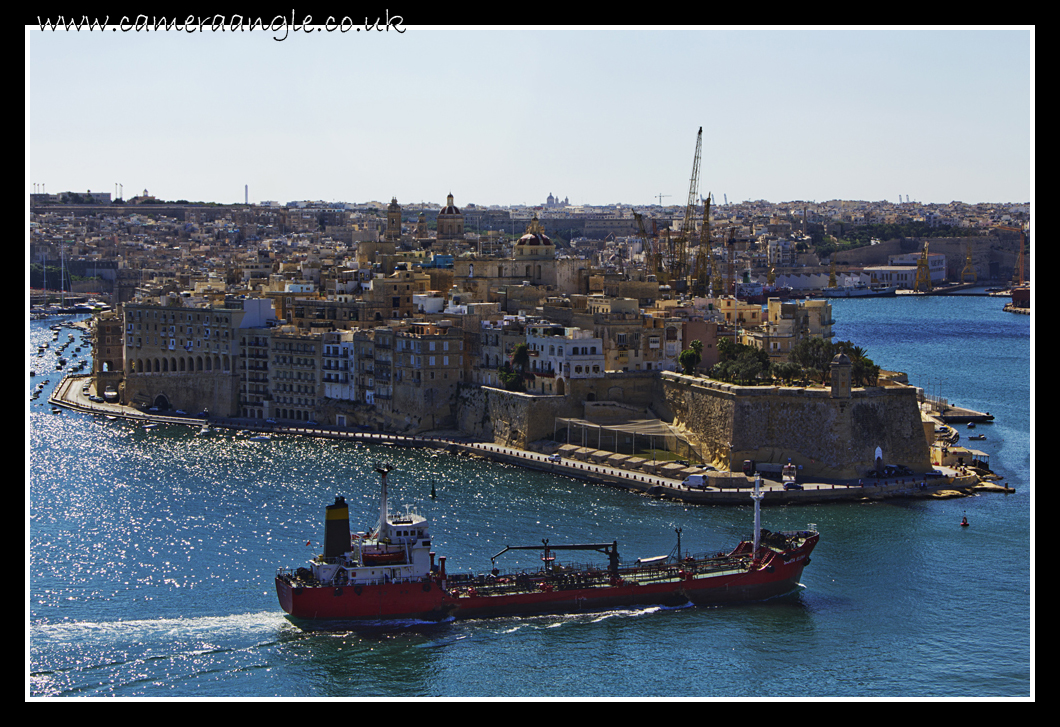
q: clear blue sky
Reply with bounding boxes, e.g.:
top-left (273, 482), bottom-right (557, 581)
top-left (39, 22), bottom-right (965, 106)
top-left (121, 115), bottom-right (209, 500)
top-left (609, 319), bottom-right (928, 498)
top-left (27, 25), bottom-right (1033, 207)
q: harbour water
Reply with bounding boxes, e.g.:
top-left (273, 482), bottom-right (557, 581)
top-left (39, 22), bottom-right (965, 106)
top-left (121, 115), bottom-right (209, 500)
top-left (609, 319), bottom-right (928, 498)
top-left (28, 293), bottom-right (1032, 699)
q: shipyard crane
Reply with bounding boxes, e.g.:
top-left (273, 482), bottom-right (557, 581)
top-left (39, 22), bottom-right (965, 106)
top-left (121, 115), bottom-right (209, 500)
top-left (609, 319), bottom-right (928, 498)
top-left (633, 210), bottom-right (662, 282)
top-left (913, 242), bottom-right (933, 293)
top-left (725, 226), bottom-right (737, 297)
top-left (692, 191), bottom-right (712, 296)
top-left (993, 225), bottom-right (1028, 287)
top-left (960, 244), bottom-right (977, 284)
top-left (671, 127), bottom-right (703, 287)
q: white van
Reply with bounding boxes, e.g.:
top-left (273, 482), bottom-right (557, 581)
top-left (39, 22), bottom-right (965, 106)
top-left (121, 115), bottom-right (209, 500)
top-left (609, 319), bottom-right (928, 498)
top-left (682, 473), bottom-right (709, 489)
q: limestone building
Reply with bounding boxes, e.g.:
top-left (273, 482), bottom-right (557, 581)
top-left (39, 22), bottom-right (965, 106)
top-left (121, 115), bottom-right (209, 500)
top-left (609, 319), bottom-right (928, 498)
top-left (436, 193), bottom-right (464, 242)
top-left (743, 298), bottom-right (835, 364)
top-left (267, 325), bottom-right (322, 423)
top-left (385, 197), bottom-right (403, 243)
top-left (122, 296), bottom-right (253, 415)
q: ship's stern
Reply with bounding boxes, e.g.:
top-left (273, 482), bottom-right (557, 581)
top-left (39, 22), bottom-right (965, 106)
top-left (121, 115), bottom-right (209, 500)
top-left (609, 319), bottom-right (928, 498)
top-left (275, 574), bottom-right (295, 615)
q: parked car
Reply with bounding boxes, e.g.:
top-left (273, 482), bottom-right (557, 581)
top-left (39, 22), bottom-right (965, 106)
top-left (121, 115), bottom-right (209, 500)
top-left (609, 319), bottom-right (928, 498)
top-left (548, 453), bottom-right (562, 462)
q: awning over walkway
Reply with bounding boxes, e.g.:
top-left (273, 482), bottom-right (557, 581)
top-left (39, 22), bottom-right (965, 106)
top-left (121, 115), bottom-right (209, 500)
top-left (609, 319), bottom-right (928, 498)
top-left (555, 417), bottom-right (681, 438)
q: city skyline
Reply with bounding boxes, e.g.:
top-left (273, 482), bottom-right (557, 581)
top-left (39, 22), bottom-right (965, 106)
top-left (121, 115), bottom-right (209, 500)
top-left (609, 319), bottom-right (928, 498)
top-left (28, 26), bottom-right (1033, 207)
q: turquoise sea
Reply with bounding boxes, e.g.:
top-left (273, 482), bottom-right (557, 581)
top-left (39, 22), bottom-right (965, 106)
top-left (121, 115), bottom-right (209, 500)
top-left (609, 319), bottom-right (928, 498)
top-left (28, 292), bottom-right (1032, 699)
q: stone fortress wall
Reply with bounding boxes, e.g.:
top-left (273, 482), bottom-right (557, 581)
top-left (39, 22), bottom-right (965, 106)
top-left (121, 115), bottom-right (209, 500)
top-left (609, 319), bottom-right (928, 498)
top-left (454, 367), bottom-right (932, 481)
top-left (655, 372), bottom-right (932, 479)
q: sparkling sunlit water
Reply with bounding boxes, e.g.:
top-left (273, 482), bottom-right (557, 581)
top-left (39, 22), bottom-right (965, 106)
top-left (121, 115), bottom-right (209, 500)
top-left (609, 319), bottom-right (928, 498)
top-left (28, 296), bottom-right (1031, 697)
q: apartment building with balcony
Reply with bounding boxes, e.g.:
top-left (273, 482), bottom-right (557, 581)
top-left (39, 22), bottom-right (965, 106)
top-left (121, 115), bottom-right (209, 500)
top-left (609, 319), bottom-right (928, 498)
top-left (524, 323), bottom-right (604, 397)
top-left (477, 316), bottom-right (529, 388)
top-left (321, 330), bottom-right (354, 401)
top-left (267, 326), bottom-right (322, 423)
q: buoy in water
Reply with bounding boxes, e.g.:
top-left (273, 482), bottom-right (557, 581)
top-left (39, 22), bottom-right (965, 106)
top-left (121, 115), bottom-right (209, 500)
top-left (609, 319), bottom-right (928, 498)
top-left (961, 516), bottom-right (969, 527)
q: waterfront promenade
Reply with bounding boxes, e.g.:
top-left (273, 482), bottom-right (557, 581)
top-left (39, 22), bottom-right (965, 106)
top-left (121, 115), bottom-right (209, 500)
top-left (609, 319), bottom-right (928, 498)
top-left (48, 371), bottom-right (994, 506)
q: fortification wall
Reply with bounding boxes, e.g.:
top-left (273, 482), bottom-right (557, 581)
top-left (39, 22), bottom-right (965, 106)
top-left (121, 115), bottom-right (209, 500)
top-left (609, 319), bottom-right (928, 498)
top-left (834, 234), bottom-right (1025, 281)
top-left (455, 372), bottom-right (660, 448)
top-left (456, 386), bottom-right (575, 448)
top-left (123, 370), bottom-right (240, 417)
top-left (660, 372), bottom-right (932, 479)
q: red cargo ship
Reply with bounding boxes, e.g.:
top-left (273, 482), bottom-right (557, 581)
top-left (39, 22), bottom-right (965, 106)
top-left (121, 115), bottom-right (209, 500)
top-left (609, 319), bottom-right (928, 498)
top-left (276, 466), bottom-right (818, 622)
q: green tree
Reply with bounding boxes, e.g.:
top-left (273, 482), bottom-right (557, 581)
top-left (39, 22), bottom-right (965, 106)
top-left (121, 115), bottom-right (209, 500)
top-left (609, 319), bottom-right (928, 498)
top-left (790, 337), bottom-right (835, 383)
top-left (710, 344), bottom-right (771, 385)
top-left (497, 344), bottom-right (534, 392)
top-left (770, 360), bottom-right (803, 385)
top-left (510, 343), bottom-right (530, 373)
top-left (833, 340), bottom-right (881, 387)
top-left (678, 339), bottom-right (703, 375)
top-left (497, 361), bottom-right (525, 392)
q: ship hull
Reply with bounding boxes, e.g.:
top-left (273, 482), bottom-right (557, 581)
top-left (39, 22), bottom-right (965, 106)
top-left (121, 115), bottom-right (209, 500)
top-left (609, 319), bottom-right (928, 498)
top-left (277, 536), bottom-right (816, 623)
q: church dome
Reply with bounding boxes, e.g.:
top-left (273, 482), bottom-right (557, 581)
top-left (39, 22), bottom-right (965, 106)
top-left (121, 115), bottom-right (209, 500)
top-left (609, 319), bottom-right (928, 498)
top-left (517, 216), bottom-right (552, 246)
top-left (519, 231), bottom-right (550, 246)
top-left (440, 192), bottom-right (460, 216)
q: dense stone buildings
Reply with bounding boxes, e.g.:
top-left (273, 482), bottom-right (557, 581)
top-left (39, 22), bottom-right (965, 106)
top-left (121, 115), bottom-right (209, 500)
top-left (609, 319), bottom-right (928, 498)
top-left (45, 192), bottom-right (1022, 461)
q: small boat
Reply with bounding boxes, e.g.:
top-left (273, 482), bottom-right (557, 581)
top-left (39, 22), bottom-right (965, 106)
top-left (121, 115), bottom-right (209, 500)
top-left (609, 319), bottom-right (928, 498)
top-left (969, 434), bottom-right (985, 440)
top-left (967, 422), bottom-right (976, 429)
top-left (198, 424), bottom-right (212, 435)
top-left (250, 433), bottom-right (272, 442)
top-left (143, 422), bottom-right (158, 430)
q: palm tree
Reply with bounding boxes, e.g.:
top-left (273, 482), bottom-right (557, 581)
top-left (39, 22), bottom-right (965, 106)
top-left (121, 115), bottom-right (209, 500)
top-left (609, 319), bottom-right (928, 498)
top-left (510, 343), bottom-right (530, 374)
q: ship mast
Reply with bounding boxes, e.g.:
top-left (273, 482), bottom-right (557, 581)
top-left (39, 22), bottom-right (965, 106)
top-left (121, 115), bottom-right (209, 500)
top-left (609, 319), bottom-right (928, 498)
top-left (375, 464), bottom-right (392, 534)
top-left (751, 474), bottom-right (764, 552)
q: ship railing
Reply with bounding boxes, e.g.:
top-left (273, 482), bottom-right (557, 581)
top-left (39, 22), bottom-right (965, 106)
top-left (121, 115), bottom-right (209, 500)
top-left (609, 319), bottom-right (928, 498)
top-left (447, 569), bottom-right (618, 597)
top-left (442, 553), bottom-right (756, 596)
top-left (617, 555), bottom-right (752, 584)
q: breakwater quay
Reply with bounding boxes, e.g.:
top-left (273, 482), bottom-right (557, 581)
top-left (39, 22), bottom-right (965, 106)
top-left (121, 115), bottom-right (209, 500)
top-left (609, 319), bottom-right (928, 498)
top-left (48, 372), bottom-right (992, 505)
